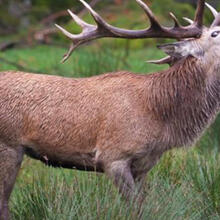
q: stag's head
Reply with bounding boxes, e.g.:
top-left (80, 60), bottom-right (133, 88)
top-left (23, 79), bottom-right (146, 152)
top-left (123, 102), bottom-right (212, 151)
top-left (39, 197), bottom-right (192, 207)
top-left (55, 0), bottom-right (220, 72)
top-left (158, 3), bottom-right (220, 70)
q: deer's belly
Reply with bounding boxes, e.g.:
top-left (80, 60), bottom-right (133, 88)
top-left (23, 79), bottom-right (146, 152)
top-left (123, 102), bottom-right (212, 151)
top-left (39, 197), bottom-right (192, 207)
top-left (24, 146), bottom-right (104, 172)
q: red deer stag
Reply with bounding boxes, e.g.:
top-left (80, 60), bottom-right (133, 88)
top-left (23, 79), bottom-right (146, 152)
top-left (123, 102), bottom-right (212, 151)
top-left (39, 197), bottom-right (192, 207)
top-left (1, 0), bottom-right (220, 219)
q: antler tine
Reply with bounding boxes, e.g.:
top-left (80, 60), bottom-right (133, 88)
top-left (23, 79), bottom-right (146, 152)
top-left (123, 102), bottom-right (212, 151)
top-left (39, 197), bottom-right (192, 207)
top-left (147, 56), bottom-right (173, 66)
top-left (67, 9), bottom-right (92, 28)
top-left (79, 0), bottom-right (108, 28)
top-left (136, 0), bottom-right (161, 28)
top-left (206, 2), bottom-right (220, 28)
top-left (61, 43), bottom-right (78, 63)
top-left (182, 0), bottom-right (204, 27)
top-left (183, 17), bottom-right (194, 25)
top-left (205, 2), bottom-right (218, 17)
top-left (194, 0), bottom-right (205, 27)
top-left (55, 24), bottom-right (75, 39)
top-left (169, 12), bottom-right (181, 28)
top-left (211, 14), bottom-right (220, 27)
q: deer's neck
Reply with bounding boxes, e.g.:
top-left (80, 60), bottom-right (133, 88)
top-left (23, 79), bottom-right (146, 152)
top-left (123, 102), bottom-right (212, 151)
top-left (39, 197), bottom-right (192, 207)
top-left (148, 57), bottom-right (220, 146)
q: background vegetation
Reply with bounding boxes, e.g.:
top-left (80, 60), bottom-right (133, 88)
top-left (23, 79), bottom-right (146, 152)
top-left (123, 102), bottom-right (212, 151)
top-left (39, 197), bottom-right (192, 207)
top-left (1, 0), bottom-right (220, 219)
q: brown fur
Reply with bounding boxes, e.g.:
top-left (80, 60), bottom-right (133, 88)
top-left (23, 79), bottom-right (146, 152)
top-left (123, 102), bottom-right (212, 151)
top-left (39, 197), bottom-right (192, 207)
top-left (0, 54), bottom-right (220, 219)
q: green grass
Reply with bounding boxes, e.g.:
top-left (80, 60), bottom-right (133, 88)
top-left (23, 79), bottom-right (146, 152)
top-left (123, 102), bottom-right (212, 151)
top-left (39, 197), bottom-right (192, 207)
top-left (0, 43), bottom-right (166, 76)
top-left (0, 44), bottom-right (220, 219)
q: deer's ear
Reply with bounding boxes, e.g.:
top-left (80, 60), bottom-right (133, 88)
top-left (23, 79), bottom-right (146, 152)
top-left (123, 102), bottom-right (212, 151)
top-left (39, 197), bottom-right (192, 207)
top-left (157, 42), bottom-right (204, 59)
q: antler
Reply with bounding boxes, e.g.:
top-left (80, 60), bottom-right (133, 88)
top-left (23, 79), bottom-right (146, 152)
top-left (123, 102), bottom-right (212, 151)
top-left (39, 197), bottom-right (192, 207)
top-left (205, 3), bottom-right (220, 27)
top-left (56, 0), bottom-right (205, 63)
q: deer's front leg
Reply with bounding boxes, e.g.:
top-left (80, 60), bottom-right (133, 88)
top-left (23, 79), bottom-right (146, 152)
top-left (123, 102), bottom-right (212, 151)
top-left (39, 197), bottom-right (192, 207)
top-left (105, 160), bottom-right (136, 200)
top-left (131, 153), bottom-right (164, 198)
top-left (0, 144), bottom-right (23, 220)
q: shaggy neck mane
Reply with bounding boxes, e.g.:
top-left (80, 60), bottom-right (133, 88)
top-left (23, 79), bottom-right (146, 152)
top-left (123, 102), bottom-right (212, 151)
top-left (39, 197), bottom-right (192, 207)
top-left (147, 57), bottom-right (220, 146)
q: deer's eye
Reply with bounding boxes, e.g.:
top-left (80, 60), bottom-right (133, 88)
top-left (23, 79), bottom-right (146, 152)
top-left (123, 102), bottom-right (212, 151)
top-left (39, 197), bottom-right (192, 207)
top-left (211, 31), bottom-right (220, 38)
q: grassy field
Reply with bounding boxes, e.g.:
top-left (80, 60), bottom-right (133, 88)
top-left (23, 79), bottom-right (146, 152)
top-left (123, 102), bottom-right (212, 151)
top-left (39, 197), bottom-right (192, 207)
top-left (1, 44), bottom-right (220, 219)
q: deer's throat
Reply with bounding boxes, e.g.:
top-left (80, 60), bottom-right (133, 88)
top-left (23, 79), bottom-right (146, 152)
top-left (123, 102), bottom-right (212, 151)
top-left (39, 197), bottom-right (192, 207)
top-left (149, 58), bottom-right (220, 146)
